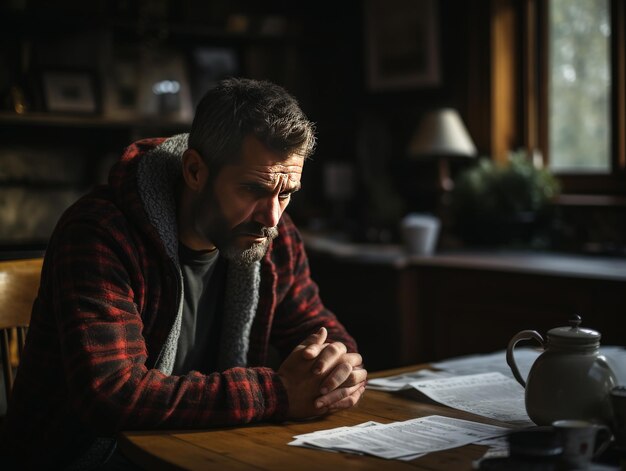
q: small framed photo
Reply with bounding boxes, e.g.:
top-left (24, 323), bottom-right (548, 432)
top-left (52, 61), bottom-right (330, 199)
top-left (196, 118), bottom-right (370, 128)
top-left (41, 70), bottom-right (100, 114)
top-left (365, 0), bottom-right (441, 91)
top-left (102, 43), bottom-right (141, 120)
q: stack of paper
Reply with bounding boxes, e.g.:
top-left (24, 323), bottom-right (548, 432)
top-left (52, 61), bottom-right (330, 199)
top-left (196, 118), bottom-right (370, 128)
top-left (431, 347), bottom-right (541, 379)
top-left (410, 372), bottom-right (533, 426)
top-left (366, 369), bottom-right (452, 391)
top-left (366, 347), bottom-right (541, 392)
top-left (430, 346), bottom-right (625, 384)
top-left (289, 415), bottom-right (511, 460)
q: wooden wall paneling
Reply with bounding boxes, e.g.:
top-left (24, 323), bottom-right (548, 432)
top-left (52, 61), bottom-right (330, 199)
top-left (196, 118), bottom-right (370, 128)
top-left (308, 248), bottom-right (626, 368)
top-left (308, 254), bottom-right (405, 371)
top-left (522, 0), bottom-right (539, 154)
top-left (466, 0), bottom-right (493, 155)
top-left (491, 0), bottom-right (519, 163)
top-left (397, 267), bottom-right (422, 366)
top-left (411, 266), bottom-right (620, 361)
top-left (466, 0), bottom-right (523, 160)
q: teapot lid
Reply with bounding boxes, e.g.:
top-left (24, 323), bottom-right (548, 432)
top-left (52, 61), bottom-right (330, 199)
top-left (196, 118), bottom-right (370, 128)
top-left (547, 315), bottom-right (601, 348)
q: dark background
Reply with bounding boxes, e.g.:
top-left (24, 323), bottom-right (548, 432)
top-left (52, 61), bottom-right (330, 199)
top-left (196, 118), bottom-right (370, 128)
top-left (0, 0), bottom-right (507, 250)
top-left (0, 0), bottom-right (625, 371)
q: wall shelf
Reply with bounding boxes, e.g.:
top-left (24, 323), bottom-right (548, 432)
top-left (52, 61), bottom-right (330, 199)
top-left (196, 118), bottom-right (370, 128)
top-left (552, 193), bottom-right (626, 208)
top-left (0, 8), bottom-right (300, 42)
top-left (0, 112), bottom-right (191, 131)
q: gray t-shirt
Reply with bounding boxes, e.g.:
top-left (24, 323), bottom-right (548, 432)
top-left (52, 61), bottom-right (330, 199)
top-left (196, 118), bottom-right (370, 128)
top-left (172, 243), bottom-right (225, 375)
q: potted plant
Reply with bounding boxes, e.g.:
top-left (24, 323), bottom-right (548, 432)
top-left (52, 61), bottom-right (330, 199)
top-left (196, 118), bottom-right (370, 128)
top-left (449, 151), bottom-right (561, 246)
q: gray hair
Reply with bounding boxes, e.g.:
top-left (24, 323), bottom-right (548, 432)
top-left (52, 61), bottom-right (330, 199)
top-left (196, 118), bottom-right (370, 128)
top-left (188, 78), bottom-right (316, 174)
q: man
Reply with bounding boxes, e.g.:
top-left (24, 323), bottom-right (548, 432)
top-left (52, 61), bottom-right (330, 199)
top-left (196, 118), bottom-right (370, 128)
top-left (1, 78), bottom-right (366, 469)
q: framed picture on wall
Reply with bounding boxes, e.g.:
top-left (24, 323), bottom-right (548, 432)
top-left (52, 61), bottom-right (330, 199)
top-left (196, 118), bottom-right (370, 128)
top-left (102, 43), bottom-right (142, 120)
top-left (365, 0), bottom-right (440, 91)
top-left (41, 69), bottom-right (100, 114)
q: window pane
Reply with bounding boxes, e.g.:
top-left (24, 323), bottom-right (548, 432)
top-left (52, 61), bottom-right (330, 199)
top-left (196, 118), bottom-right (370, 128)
top-left (549, 0), bottom-right (611, 173)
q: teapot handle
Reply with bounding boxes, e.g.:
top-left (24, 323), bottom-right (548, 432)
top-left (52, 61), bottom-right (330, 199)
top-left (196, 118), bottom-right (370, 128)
top-left (592, 424), bottom-right (614, 458)
top-left (506, 330), bottom-right (545, 388)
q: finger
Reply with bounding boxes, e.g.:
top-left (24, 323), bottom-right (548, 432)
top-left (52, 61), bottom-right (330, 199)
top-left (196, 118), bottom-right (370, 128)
top-left (321, 366), bottom-right (368, 394)
top-left (298, 327), bottom-right (327, 351)
top-left (314, 351), bottom-right (361, 374)
top-left (348, 367), bottom-right (368, 386)
top-left (301, 342), bottom-right (330, 360)
top-left (301, 326), bottom-right (327, 347)
top-left (315, 381), bottom-right (365, 409)
top-left (328, 384), bottom-right (366, 411)
top-left (343, 352), bottom-right (363, 368)
top-left (319, 363), bottom-right (353, 395)
top-left (312, 342), bottom-right (347, 375)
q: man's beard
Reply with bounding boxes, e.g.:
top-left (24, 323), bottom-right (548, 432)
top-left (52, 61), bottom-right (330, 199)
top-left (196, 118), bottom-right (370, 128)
top-left (222, 224), bottom-right (279, 264)
top-left (193, 185), bottom-right (279, 265)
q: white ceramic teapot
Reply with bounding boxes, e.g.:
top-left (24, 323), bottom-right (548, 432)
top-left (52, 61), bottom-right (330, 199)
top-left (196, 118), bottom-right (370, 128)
top-left (506, 315), bottom-right (617, 426)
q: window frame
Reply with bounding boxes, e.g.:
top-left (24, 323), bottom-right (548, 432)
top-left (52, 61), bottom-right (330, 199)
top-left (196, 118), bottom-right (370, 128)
top-left (533, 0), bottom-right (626, 195)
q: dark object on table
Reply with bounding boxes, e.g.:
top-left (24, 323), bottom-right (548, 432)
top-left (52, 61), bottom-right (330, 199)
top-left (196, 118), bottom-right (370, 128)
top-left (611, 386), bottom-right (626, 453)
top-left (480, 427), bottom-right (563, 471)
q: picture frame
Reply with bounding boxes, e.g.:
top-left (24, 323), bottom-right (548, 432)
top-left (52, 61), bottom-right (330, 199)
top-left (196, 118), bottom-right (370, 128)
top-left (41, 69), bottom-right (100, 114)
top-left (365, 0), bottom-right (441, 91)
top-left (102, 45), bottom-right (142, 120)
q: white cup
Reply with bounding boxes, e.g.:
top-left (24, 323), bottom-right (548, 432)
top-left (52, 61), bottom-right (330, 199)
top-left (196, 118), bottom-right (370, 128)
top-left (552, 419), bottom-right (612, 469)
top-left (400, 213), bottom-right (440, 256)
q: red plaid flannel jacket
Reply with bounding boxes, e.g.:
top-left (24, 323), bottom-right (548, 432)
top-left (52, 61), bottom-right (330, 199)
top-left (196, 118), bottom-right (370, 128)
top-left (1, 137), bottom-right (357, 469)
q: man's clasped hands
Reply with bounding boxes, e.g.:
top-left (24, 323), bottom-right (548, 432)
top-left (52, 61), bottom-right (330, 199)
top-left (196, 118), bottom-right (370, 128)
top-left (277, 327), bottom-right (367, 419)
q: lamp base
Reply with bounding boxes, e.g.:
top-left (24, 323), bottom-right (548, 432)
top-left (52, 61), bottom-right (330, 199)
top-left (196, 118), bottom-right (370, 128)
top-left (437, 157), bottom-right (454, 192)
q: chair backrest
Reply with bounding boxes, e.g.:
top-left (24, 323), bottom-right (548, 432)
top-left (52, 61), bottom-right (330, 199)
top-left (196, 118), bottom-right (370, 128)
top-left (0, 258), bottom-right (43, 403)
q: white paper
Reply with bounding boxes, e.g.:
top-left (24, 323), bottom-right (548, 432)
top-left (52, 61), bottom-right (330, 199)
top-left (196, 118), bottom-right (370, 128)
top-left (410, 372), bottom-right (533, 426)
top-left (296, 415), bottom-right (510, 460)
top-left (367, 369), bottom-right (452, 391)
top-left (432, 346), bottom-right (626, 385)
top-left (432, 347), bottom-right (541, 381)
top-left (288, 421), bottom-right (381, 451)
top-left (368, 346), bottom-right (625, 393)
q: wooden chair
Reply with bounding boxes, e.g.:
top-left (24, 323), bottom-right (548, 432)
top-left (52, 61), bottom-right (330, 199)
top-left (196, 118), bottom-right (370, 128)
top-left (0, 258), bottom-right (43, 404)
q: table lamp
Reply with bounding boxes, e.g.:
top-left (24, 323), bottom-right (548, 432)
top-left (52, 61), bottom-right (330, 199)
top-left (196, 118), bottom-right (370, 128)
top-left (407, 108), bottom-right (477, 192)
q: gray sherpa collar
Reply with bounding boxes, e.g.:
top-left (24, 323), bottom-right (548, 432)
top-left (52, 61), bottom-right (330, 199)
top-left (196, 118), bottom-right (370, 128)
top-left (136, 134), bottom-right (260, 374)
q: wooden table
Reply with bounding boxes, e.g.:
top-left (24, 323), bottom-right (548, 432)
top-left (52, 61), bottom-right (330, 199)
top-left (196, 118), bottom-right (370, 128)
top-left (119, 365), bottom-right (514, 470)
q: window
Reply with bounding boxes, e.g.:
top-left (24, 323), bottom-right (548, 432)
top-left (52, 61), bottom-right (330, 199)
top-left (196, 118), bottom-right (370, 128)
top-left (548, 0), bottom-right (611, 173)
top-left (536, 0), bottom-right (625, 193)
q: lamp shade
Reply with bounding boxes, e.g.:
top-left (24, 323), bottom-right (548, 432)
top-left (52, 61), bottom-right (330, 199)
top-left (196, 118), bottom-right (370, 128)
top-left (408, 108), bottom-right (477, 157)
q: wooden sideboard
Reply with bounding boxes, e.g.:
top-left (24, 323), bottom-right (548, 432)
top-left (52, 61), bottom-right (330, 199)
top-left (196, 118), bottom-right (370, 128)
top-left (304, 233), bottom-right (626, 372)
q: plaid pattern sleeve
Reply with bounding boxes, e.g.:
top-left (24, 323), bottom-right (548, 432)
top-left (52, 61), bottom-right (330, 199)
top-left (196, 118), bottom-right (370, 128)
top-left (268, 214), bottom-right (358, 359)
top-left (49, 218), bottom-right (289, 432)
